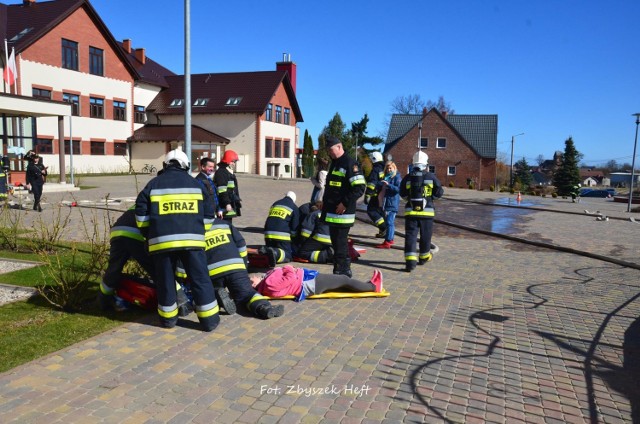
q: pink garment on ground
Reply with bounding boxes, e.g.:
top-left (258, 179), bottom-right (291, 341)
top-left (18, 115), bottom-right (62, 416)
top-left (256, 265), bottom-right (304, 297)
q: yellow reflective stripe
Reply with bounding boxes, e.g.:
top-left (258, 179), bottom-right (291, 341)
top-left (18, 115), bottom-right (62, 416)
top-left (312, 251), bottom-right (320, 262)
top-left (248, 294), bottom-right (270, 306)
top-left (325, 213), bottom-right (355, 224)
top-left (196, 304), bottom-right (219, 318)
top-left (150, 193), bottom-right (203, 202)
top-left (158, 306), bottom-right (178, 318)
top-left (265, 233), bottom-right (291, 241)
top-left (110, 230), bottom-right (145, 241)
top-left (312, 234), bottom-right (331, 244)
top-left (100, 281), bottom-right (114, 295)
top-left (405, 253), bottom-right (418, 261)
top-left (149, 240), bottom-right (206, 252)
top-left (208, 263), bottom-right (246, 276)
top-left (331, 170), bottom-right (346, 177)
top-left (375, 217), bottom-right (385, 226)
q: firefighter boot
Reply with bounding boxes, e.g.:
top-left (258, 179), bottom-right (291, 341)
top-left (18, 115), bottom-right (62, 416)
top-left (255, 303), bottom-right (285, 319)
top-left (199, 312), bottom-right (220, 332)
top-left (215, 287), bottom-right (237, 315)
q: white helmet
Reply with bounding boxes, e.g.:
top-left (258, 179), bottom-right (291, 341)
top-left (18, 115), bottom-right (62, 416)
top-left (286, 191), bottom-right (297, 203)
top-left (165, 148), bottom-right (190, 169)
top-left (413, 151), bottom-right (429, 167)
top-left (370, 151), bottom-right (383, 163)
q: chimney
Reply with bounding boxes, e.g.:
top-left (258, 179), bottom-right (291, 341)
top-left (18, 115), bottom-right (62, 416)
top-left (422, 107), bottom-right (428, 116)
top-left (123, 39), bottom-right (132, 54)
top-left (134, 48), bottom-right (146, 64)
top-left (441, 110), bottom-right (447, 119)
top-left (276, 53), bottom-right (296, 93)
top-left (23, 0), bottom-right (36, 5)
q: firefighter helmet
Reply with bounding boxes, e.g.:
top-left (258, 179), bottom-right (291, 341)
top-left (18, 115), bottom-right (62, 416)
top-left (412, 151), bottom-right (429, 167)
top-left (164, 148), bottom-right (190, 169)
top-left (370, 151), bottom-right (383, 163)
top-left (221, 150), bottom-right (239, 164)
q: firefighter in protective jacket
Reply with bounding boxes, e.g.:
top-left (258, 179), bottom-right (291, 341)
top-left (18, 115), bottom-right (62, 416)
top-left (214, 149), bottom-right (242, 221)
top-left (295, 201), bottom-right (333, 264)
top-left (399, 151), bottom-right (444, 272)
top-left (365, 151), bottom-right (387, 237)
top-left (321, 136), bottom-right (366, 277)
top-left (264, 191), bottom-right (300, 264)
top-left (135, 148), bottom-right (219, 331)
top-left (177, 218), bottom-right (284, 320)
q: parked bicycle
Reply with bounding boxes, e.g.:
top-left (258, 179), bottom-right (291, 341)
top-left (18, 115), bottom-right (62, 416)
top-left (140, 163), bottom-right (157, 174)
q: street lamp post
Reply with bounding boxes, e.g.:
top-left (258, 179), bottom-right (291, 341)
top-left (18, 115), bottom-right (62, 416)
top-left (510, 132), bottom-right (524, 190)
top-left (628, 113), bottom-right (640, 213)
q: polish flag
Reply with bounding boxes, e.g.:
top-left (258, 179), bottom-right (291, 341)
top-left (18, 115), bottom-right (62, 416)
top-left (3, 48), bottom-right (17, 86)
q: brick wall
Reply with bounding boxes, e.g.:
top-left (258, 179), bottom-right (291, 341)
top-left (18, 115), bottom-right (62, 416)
top-left (386, 111), bottom-right (496, 190)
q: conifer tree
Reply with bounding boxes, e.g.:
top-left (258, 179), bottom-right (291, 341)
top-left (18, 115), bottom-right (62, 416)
top-left (301, 130), bottom-right (315, 178)
top-left (552, 137), bottom-right (582, 196)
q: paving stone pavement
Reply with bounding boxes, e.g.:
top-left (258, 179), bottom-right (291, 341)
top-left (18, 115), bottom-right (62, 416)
top-left (1, 176), bottom-right (639, 423)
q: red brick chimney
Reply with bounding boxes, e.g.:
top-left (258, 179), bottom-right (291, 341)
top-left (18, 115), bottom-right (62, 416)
top-left (23, 0), bottom-right (36, 5)
top-left (135, 48), bottom-right (146, 64)
top-left (123, 39), bottom-right (132, 54)
top-left (276, 53), bottom-right (296, 93)
top-left (441, 110), bottom-right (448, 119)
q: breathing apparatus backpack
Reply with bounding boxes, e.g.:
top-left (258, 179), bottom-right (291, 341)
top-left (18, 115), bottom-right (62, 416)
top-left (409, 169), bottom-right (427, 211)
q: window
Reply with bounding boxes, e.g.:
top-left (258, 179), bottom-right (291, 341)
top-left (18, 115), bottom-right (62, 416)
top-left (63, 93), bottom-right (80, 116)
top-left (134, 105), bottom-right (146, 123)
top-left (91, 141), bottom-right (105, 155)
top-left (447, 166), bottom-right (456, 176)
top-left (194, 98), bottom-right (210, 107)
top-left (35, 139), bottom-right (53, 154)
top-left (265, 103), bottom-right (272, 121)
top-left (62, 39), bottom-right (78, 71)
top-left (114, 142), bottom-right (127, 156)
top-left (437, 137), bottom-right (447, 149)
top-left (283, 140), bottom-right (290, 158)
top-left (420, 138), bottom-right (428, 148)
top-left (428, 165), bottom-right (436, 173)
top-left (284, 108), bottom-right (291, 125)
top-left (265, 138), bottom-right (273, 158)
top-left (32, 88), bottom-right (51, 100)
top-left (90, 97), bottom-right (104, 118)
top-left (113, 101), bottom-right (126, 121)
top-left (169, 99), bottom-right (184, 107)
top-left (89, 46), bottom-right (104, 76)
top-left (275, 106), bottom-right (282, 123)
top-left (274, 139), bottom-right (281, 158)
top-left (225, 97), bottom-right (242, 106)
top-left (64, 140), bottom-right (81, 155)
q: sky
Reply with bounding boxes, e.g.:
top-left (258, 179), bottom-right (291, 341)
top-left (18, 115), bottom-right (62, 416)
top-left (86, 0), bottom-right (640, 167)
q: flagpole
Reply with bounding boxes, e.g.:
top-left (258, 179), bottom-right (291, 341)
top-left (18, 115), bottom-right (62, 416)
top-left (4, 39), bottom-right (8, 93)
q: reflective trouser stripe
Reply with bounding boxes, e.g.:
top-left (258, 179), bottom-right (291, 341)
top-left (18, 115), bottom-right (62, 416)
top-left (158, 303), bottom-right (178, 318)
top-left (195, 301), bottom-right (219, 318)
top-left (419, 252), bottom-right (432, 260)
top-left (312, 251), bottom-right (321, 263)
top-left (248, 293), bottom-right (270, 307)
top-left (375, 217), bottom-right (385, 226)
top-left (405, 252), bottom-right (418, 261)
top-left (265, 231), bottom-right (291, 241)
top-left (100, 280), bottom-right (114, 295)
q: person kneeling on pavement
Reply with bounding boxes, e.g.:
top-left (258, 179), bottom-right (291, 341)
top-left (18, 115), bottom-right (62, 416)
top-left (264, 191), bottom-right (300, 264)
top-left (250, 265), bottom-right (383, 300)
top-left (177, 217), bottom-right (284, 320)
top-left (98, 208), bottom-right (191, 315)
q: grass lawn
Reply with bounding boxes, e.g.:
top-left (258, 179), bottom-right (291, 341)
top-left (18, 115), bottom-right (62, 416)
top-left (0, 248), bottom-right (148, 374)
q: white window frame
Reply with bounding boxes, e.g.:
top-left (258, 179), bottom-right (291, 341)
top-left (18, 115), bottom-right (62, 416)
top-left (447, 166), bottom-right (456, 176)
top-left (437, 137), bottom-right (447, 149)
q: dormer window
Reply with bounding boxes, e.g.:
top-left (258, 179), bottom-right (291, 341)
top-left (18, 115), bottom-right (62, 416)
top-left (225, 97), bottom-right (242, 106)
top-left (194, 98), bottom-right (209, 107)
top-left (169, 99), bottom-right (184, 107)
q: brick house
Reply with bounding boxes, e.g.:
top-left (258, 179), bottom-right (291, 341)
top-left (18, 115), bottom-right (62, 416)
top-left (384, 108), bottom-right (498, 189)
top-left (0, 0), bottom-right (303, 179)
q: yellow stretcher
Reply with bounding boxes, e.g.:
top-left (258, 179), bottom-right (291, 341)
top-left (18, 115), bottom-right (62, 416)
top-left (264, 289), bottom-right (390, 300)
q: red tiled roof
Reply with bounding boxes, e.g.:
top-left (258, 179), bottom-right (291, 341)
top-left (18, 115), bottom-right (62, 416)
top-left (128, 124), bottom-right (230, 144)
top-left (2, 0), bottom-right (172, 88)
top-left (147, 71), bottom-right (303, 121)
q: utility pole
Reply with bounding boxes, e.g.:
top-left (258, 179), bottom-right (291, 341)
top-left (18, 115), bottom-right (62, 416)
top-left (510, 132), bottom-right (524, 190)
